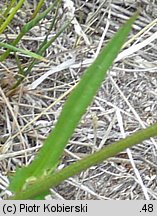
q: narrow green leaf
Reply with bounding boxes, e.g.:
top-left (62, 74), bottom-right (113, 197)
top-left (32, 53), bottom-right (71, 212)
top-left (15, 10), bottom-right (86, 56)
top-left (0, 42), bottom-right (48, 62)
top-left (0, 0), bottom-right (25, 34)
top-left (11, 20), bottom-right (71, 90)
top-left (9, 12), bottom-right (139, 194)
top-left (0, 0), bottom-right (61, 62)
top-left (31, 0), bottom-right (45, 19)
top-left (0, 0), bottom-right (16, 26)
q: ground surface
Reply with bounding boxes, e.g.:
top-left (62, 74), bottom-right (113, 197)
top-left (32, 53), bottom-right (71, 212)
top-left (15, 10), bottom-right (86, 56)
top-left (0, 0), bottom-right (157, 200)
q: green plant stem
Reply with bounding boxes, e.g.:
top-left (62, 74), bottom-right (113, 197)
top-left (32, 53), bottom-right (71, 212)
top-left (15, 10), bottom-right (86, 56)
top-left (9, 122), bottom-right (157, 200)
top-left (0, 0), bottom-right (26, 34)
top-left (0, 41), bottom-right (47, 61)
top-left (0, 0), bottom-right (61, 62)
top-left (11, 20), bottom-right (70, 90)
top-left (0, 0), bottom-right (16, 26)
top-left (31, 0), bottom-right (45, 19)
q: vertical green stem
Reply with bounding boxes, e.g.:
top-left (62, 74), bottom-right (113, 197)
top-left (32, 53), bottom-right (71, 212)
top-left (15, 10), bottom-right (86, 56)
top-left (0, 0), bottom-right (26, 34)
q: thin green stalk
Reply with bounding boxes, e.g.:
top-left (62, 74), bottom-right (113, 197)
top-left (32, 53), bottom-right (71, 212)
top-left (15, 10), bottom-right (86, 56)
top-left (14, 53), bottom-right (25, 77)
top-left (0, 0), bottom-right (26, 34)
top-left (0, 0), bottom-right (16, 26)
top-left (9, 122), bottom-right (157, 200)
top-left (0, 0), bottom-right (61, 62)
top-left (31, 0), bottom-right (45, 19)
top-left (11, 20), bottom-right (71, 90)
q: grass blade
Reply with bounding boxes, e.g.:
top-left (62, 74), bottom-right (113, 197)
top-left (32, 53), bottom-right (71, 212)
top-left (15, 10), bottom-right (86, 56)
top-left (0, 41), bottom-right (48, 62)
top-left (0, 0), bottom-right (61, 62)
top-left (0, 0), bottom-right (16, 26)
top-left (10, 20), bottom-right (71, 91)
top-left (31, 0), bottom-right (45, 19)
top-left (0, 0), bottom-right (25, 34)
